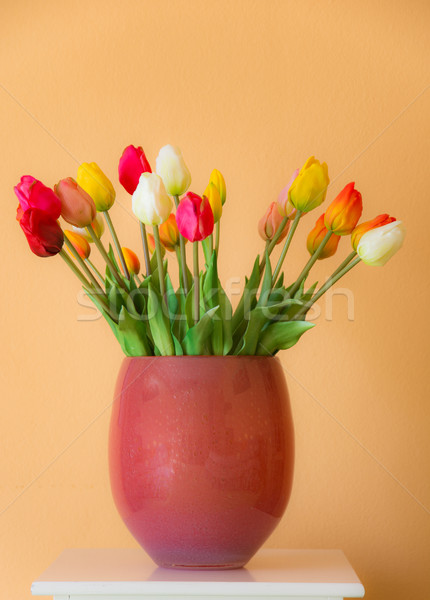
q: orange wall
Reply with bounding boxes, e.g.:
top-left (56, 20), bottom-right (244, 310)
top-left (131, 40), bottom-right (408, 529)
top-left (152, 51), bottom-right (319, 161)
top-left (1, 1), bottom-right (429, 599)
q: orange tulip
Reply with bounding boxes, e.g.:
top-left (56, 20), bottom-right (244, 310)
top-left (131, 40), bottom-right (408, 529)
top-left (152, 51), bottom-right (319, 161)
top-left (121, 247), bottom-right (140, 275)
top-left (351, 214), bottom-right (396, 251)
top-left (159, 214), bottom-right (182, 251)
top-left (258, 202), bottom-right (290, 244)
top-left (324, 182), bottom-right (362, 235)
top-left (64, 230), bottom-right (91, 259)
top-left (307, 214), bottom-right (340, 259)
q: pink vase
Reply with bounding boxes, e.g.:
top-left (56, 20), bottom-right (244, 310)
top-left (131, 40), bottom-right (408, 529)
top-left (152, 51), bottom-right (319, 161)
top-left (109, 356), bottom-right (294, 569)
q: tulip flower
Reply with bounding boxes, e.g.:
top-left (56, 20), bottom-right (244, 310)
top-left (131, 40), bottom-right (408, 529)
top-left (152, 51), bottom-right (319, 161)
top-left (155, 145), bottom-right (191, 196)
top-left (324, 182), bottom-right (363, 235)
top-left (176, 192), bottom-right (214, 242)
top-left (14, 175), bottom-right (61, 220)
top-left (289, 156), bottom-right (329, 213)
top-left (204, 181), bottom-right (222, 223)
top-left (72, 213), bottom-right (105, 242)
top-left (351, 214), bottom-right (396, 251)
top-left (159, 214), bottom-right (182, 251)
top-left (18, 208), bottom-right (64, 257)
top-left (357, 220), bottom-right (405, 266)
top-left (307, 214), bottom-right (340, 259)
top-left (118, 145), bottom-right (152, 194)
top-left (277, 169), bottom-right (299, 218)
top-left (55, 177), bottom-right (97, 228)
top-left (64, 230), bottom-right (91, 259)
top-left (77, 162), bottom-right (115, 212)
top-left (132, 173), bottom-right (173, 226)
top-left (209, 169), bottom-right (226, 205)
top-left (121, 247), bottom-right (140, 275)
top-left (258, 202), bottom-right (290, 244)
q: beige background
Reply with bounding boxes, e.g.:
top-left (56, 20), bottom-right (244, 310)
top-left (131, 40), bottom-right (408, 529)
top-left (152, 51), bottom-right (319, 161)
top-left (1, 1), bottom-right (429, 598)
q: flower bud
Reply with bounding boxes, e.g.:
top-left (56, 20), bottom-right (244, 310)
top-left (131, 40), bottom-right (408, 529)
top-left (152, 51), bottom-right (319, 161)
top-left (277, 169), bottom-right (299, 217)
top-left (203, 181), bottom-right (222, 223)
top-left (209, 169), bottom-right (226, 205)
top-left (72, 213), bottom-right (105, 242)
top-left (64, 230), bottom-right (91, 259)
top-left (357, 221), bottom-right (405, 266)
top-left (289, 156), bottom-right (329, 213)
top-left (176, 192), bottom-right (214, 242)
top-left (155, 145), bottom-right (191, 196)
top-left (55, 177), bottom-right (97, 227)
top-left (132, 173), bottom-right (173, 226)
top-left (121, 247), bottom-right (140, 275)
top-left (159, 214), bottom-right (182, 251)
top-left (258, 202), bottom-right (290, 244)
top-left (118, 145), bottom-right (152, 194)
top-left (77, 162), bottom-right (115, 212)
top-left (306, 214), bottom-right (340, 259)
top-left (146, 233), bottom-right (165, 257)
top-left (14, 175), bottom-right (61, 220)
top-left (351, 214), bottom-right (396, 251)
top-left (324, 182), bottom-right (362, 235)
top-left (18, 208), bottom-right (64, 257)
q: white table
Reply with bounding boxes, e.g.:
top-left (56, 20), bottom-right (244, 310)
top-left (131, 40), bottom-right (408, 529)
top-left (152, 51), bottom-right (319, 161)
top-left (31, 548), bottom-right (365, 600)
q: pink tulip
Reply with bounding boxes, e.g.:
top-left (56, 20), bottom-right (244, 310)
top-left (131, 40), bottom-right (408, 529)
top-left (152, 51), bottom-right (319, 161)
top-left (118, 145), bottom-right (152, 194)
top-left (55, 177), bottom-right (97, 227)
top-left (14, 175), bottom-right (61, 220)
top-left (176, 192), bottom-right (214, 242)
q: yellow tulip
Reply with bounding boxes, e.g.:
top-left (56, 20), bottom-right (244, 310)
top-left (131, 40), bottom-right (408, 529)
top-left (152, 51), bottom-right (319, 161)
top-left (289, 156), bottom-right (329, 213)
top-left (209, 169), bottom-right (226, 205)
top-left (204, 181), bottom-right (222, 223)
top-left (77, 162), bottom-right (116, 212)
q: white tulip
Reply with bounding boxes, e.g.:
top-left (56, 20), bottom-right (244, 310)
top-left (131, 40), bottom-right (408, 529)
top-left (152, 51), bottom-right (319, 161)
top-left (132, 173), bottom-right (173, 226)
top-left (357, 220), bottom-right (405, 266)
top-left (156, 145), bottom-right (191, 196)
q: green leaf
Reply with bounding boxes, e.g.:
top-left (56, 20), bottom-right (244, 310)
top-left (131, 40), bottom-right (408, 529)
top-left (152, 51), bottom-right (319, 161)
top-left (147, 283), bottom-right (175, 355)
top-left (172, 289), bottom-right (187, 342)
top-left (118, 306), bottom-right (152, 356)
top-left (203, 252), bottom-right (223, 355)
top-left (231, 256), bottom-right (260, 335)
top-left (184, 284), bottom-right (195, 329)
top-left (256, 321), bottom-right (315, 355)
top-left (219, 285), bottom-right (233, 354)
top-left (165, 273), bottom-right (178, 320)
top-left (235, 306), bottom-right (269, 355)
top-left (171, 332), bottom-right (184, 355)
top-left (182, 306), bottom-right (219, 355)
top-left (257, 251), bottom-right (272, 307)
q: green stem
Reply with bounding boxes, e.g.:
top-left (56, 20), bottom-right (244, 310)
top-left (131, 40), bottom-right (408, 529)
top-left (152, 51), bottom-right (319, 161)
top-left (139, 222), bottom-right (151, 277)
top-left (193, 242), bottom-right (199, 324)
top-left (289, 229), bottom-right (333, 296)
top-left (85, 258), bottom-right (105, 285)
top-left (153, 226), bottom-right (166, 300)
top-left (60, 250), bottom-right (114, 318)
top-left (296, 255), bottom-right (362, 319)
top-left (64, 237), bottom-right (105, 295)
top-left (331, 250), bottom-right (357, 279)
top-left (86, 225), bottom-right (128, 292)
top-left (215, 221), bottom-right (221, 256)
top-left (271, 211), bottom-right (302, 284)
top-left (174, 194), bottom-right (189, 293)
top-left (266, 216), bottom-right (289, 257)
top-left (104, 211), bottom-right (129, 280)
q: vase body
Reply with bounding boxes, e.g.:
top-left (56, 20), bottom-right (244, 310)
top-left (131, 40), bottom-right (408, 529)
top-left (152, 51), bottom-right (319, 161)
top-left (109, 356), bottom-right (294, 569)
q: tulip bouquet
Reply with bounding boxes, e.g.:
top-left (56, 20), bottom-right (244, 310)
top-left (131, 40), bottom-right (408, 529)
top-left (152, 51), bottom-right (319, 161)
top-left (15, 147), bottom-right (405, 356)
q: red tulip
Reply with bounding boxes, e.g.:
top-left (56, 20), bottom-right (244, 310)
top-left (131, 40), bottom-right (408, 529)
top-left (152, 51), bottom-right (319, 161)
top-left (175, 192), bottom-right (214, 242)
top-left (17, 208), bottom-right (64, 257)
top-left (14, 175), bottom-right (61, 220)
top-left (351, 214), bottom-right (396, 251)
top-left (324, 182), bottom-right (362, 235)
top-left (55, 177), bottom-right (97, 227)
top-left (118, 145), bottom-right (152, 194)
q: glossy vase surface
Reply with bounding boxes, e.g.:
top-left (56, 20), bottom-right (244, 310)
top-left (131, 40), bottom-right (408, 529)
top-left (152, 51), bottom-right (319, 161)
top-left (109, 356), bottom-right (294, 569)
